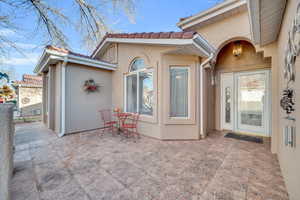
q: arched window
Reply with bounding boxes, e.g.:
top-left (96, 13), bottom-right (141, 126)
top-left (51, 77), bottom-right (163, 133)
top-left (130, 58), bottom-right (145, 72)
top-left (125, 58), bottom-right (154, 115)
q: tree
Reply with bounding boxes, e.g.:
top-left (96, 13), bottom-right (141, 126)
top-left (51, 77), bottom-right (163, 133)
top-left (0, 66), bottom-right (17, 82)
top-left (0, 0), bottom-right (136, 54)
top-left (0, 84), bottom-right (15, 102)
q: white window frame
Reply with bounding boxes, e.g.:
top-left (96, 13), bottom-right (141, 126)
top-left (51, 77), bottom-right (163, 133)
top-left (169, 66), bottom-right (191, 119)
top-left (124, 60), bottom-right (154, 116)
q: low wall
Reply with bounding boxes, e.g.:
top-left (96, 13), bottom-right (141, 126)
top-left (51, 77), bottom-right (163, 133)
top-left (0, 104), bottom-right (14, 200)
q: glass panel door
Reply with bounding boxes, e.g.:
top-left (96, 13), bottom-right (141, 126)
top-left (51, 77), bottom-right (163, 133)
top-left (236, 71), bottom-right (268, 134)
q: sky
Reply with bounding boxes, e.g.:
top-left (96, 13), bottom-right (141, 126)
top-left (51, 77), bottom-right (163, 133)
top-left (0, 0), bottom-right (223, 81)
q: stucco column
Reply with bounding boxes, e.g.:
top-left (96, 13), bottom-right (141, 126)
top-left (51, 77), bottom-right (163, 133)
top-left (47, 66), bottom-right (55, 130)
top-left (42, 72), bottom-right (47, 124)
top-left (59, 61), bottom-right (67, 137)
top-left (0, 104), bottom-right (14, 200)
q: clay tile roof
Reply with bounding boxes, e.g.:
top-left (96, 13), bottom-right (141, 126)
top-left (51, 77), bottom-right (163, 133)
top-left (46, 45), bottom-right (117, 62)
top-left (91, 31), bottom-right (197, 56)
top-left (45, 45), bottom-right (93, 60)
top-left (104, 31), bottom-right (196, 40)
top-left (14, 74), bottom-right (43, 87)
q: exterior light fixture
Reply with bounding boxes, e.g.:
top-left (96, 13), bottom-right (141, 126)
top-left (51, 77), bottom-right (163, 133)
top-left (232, 41), bottom-right (243, 57)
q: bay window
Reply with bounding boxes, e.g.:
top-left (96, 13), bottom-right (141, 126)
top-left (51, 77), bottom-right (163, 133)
top-left (125, 58), bottom-right (154, 116)
top-left (169, 67), bottom-right (189, 118)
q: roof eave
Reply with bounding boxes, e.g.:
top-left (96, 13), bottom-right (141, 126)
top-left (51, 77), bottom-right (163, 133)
top-left (247, 0), bottom-right (287, 46)
top-left (91, 37), bottom-right (196, 58)
top-left (34, 49), bottom-right (117, 74)
top-left (92, 35), bottom-right (215, 59)
top-left (177, 0), bottom-right (247, 30)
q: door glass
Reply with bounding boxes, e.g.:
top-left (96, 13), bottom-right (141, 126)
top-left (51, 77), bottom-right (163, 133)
top-left (225, 87), bottom-right (231, 123)
top-left (237, 73), bottom-right (265, 128)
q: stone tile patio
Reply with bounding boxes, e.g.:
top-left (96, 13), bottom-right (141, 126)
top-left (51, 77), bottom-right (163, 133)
top-left (11, 122), bottom-right (289, 200)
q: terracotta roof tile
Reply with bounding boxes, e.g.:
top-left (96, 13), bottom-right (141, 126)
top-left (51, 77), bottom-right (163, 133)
top-left (170, 32), bottom-right (184, 38)
top-left (182, 31), bottom-right (196, 39)
top-left (104, 31), bottom-right (196, 40)
top-left (150, 32), bottom-right (161, 39)
top-left (91, 31), bottom-right (197, 56)
top-left (45, 45), bottom-right (93, 59)
top-left (14, 74), bottom-right (43, 87)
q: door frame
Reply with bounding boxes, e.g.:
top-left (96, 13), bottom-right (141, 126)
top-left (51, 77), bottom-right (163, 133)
top-left (220, 69), bottom-right (271, 137)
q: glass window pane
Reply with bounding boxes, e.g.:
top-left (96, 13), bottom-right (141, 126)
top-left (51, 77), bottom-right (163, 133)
top-left (130, 58), bottom-right (145, 72)
top-left (126, 74), bottom-right (137, 113)
top-left (139, 71), bottom-right (153, 115)
top-left (238, 73), bottom-right (265, 127)
top-left (169, 67), bottom-right (188, 117)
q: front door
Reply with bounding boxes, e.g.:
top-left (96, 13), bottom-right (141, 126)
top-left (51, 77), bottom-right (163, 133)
top-left (220, 70), bottom-right (270, 136)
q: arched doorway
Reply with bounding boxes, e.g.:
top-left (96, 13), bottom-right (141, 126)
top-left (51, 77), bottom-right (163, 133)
top-left (214, 40), bottom-right (272, 136)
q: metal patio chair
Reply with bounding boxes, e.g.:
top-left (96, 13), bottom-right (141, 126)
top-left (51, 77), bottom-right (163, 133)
top-left (121, 113), bottom-right (140, 139)
top-left (99, 109), bottom-right (117, 135)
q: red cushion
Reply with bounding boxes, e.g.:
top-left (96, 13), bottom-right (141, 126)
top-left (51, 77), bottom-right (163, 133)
top-left (105, 121), bottom-right (117, 125)
top-left (122, 123), bottom-right (136, 128)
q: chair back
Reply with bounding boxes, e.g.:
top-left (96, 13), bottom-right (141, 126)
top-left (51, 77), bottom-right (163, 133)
top-left (129, 113), bottom-right (140, 125)
top-left (99, 109), bottom-right (113, 122)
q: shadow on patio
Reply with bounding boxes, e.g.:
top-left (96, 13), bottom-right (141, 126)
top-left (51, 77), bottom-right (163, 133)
top-left (11, 122), bottom-right (288, 200)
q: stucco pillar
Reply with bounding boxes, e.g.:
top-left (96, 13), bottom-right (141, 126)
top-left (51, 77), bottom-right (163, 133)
top-left (271, 55), bottom-right (279, 154)
top-left (47, 66), bottom-right (55, 130)
top-left (42, 72), bottom-right (47, 124)
top-left (0, 104), bottom-right (14, 200)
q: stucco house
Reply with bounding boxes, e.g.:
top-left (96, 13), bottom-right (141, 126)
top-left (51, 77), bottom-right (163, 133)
top-left (13, 74), bottom-right (43, 117)
top-left (34, 0), bottom-right (300, 199)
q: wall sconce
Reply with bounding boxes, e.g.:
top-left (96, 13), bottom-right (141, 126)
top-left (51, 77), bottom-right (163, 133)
top-left (232, 41), bottom-right (243, 57)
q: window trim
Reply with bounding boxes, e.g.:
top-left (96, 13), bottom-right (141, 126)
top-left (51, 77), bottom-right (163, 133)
top-left (124, 59), bottom-right (154, 116)
top-left (169, 66), bottom-right (191, 119)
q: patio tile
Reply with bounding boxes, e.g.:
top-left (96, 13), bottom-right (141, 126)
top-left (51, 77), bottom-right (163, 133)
top-left (102, 160), bottom-right (146, 187)
top-left (11, 123), bottom-right (289, 200)
top-left (11, 161), bottom-right (39, 200)
top-left (74, 168), bottom-right (126, 200)
top-left (129, 176), bottom-right (165, 200)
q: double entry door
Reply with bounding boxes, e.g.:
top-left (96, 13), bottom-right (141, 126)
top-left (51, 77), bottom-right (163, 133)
top-left (220, 70), bottom-right (271, 136)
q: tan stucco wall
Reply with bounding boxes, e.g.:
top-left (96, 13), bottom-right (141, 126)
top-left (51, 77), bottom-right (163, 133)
top-left (106, 43), bottom-right (202, 139)
top-left (275, 0), bottom-right (300, 199)
top-left (195, 10), bottom-right (252, 50)
top-left (65, 63), bottom-right (113, 134)
top-left (18, 87), bottom-right (42, 117)
top-left (161, 54), bottom-right (200, 140)
top-left (99, 44), bottom-right (118, 64)
top-left (191, 2), bottom-right (300, 199)
top-left (111, 43), bottom-right (168, 139)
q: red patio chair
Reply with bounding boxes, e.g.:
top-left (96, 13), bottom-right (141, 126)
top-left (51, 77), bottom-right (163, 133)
top-left (99, 109), bottom-right (117, 135)
top-left (122, 113), bottom-right (140, 138)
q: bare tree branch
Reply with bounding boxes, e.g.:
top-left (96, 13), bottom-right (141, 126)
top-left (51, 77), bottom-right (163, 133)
top-left (0, 0), bottom-right (136, 55)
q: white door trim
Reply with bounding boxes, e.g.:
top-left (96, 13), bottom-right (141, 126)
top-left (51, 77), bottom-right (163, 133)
top-left (220, 69), bottom-right (271, 137)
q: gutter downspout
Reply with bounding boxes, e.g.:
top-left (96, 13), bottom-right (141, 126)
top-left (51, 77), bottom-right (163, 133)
top-left (58, 58), bottom-right (67, 137)
top-left (199, 53), bottom-right (214, 139)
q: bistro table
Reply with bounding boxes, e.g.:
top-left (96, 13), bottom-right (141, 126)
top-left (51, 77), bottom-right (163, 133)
top-left (113, 112), bottom-right (132, 134)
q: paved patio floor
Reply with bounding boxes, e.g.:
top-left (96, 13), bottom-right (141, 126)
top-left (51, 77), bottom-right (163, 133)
top-left (11, 122), bottom-right (289, 200)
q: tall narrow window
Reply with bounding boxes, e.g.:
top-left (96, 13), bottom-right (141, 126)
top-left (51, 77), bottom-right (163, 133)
top-left (170, 67), bottom-right (189, 117)
top-left (125, 58), bottom-right (153, 115)
top-left (126, 74), bottom-right (137, 113)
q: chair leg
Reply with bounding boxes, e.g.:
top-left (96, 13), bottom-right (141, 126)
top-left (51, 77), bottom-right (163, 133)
top-left (134, 128), bottom-right (140, 139)
top-left (112, 125), bottom-right (117, 136)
